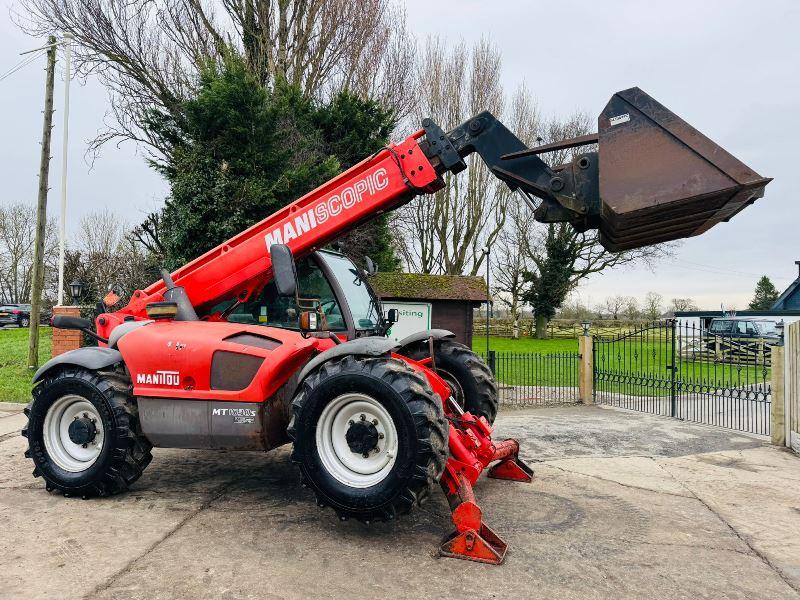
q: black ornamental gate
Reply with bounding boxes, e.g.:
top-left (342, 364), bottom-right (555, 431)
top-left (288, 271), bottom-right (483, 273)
top-left (593, 320), bottom-right (772, 436)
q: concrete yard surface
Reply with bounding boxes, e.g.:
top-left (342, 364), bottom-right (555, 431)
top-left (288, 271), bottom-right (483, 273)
top-left (1, 403), bottom-right (799, 599)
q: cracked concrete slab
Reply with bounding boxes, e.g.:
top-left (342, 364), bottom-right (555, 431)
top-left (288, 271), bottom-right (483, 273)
top-left (0, 404), bottom-right (797, 599)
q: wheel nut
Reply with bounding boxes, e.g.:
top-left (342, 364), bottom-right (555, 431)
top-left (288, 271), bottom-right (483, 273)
top-left (348, 420), bottom-right (354, 426)
top-left (378, 433), bottom-right (385, 439)
top-left (372, 419), bottom-right (378, 426)
top-left (359, 414), bottom-right (366, 421)
top-left (362, 453), bottom-right (369, 459)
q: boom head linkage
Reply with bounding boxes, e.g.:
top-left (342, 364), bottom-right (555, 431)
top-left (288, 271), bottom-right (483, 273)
top-left (420, 87), bottom-right (771, 251)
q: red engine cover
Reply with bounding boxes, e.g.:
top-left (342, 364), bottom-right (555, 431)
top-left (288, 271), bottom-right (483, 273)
top-left (117, 321), bottom-right (328, 402)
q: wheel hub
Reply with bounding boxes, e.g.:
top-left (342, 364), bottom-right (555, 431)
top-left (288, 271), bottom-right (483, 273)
top-left (345, 419), bottom-right (380, 456)
top-left (68, 416), bottom-right (97, 445)
top-left (43, 396), bottom-right (105, 472)
top-left (315, 393), bottom-right (399, 488)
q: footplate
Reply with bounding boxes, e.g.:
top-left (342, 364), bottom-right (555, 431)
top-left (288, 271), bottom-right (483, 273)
top-left (439, 522), bottom-right (508, 565)
top-left (488, 456), bottom-right (534, 482)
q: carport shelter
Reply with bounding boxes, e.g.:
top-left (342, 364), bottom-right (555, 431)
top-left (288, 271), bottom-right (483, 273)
top-left (369, 273), bottom-right (486, 346)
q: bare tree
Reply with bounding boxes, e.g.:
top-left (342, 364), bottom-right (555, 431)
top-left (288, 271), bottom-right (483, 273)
top-left (557, 294), bottom-right (593, 320)
top-left (0, 203), bottom-right (57, 304)
top-left (66, 210), bottom-right (157, 303)
top-left (621, 296), bottom-right (640, 320)
top-left (485, 86), bottom-right (541, 338)
top-left (17, 0), bottom-right (414, 159)
top-left (600, 295), bottom-right (628, 320)
top-left (643, 291), bottom-right (664, 321)
top-left (394, 37), bottom-right (506, 276)
top-left (129, 211), bottom-right (165, 256)
top-left (669, 297), bottom-right (699, 314)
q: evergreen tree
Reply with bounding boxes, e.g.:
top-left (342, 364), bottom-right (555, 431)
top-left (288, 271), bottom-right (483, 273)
top-left (748, 275), bottom-right (780, 310)
top-left (521, 226), bottom-right (574, 339)
top-left (144, 55), bottom-right (400, 271)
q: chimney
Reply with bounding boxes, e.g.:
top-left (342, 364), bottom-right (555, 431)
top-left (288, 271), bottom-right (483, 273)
top-left (796, 260), bottom-right (800, 278)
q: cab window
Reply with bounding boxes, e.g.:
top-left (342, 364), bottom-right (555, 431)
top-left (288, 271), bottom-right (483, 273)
top-left (224, 257), bottom-right (346, 330)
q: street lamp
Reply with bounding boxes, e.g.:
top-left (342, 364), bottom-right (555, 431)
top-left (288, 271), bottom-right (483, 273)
top-left (581, 320), bottom-right (591, 336)
top-left (482, 245), bottom-right (491, 358)
top-left (69, 280), bottom-right (84, 305)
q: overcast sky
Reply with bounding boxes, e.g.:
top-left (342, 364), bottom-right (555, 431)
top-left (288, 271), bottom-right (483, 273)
top-left (1, 0), bottom-right (798, 310)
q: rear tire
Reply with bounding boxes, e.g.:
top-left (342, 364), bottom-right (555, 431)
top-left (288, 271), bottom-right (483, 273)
top-left (288, 355), bottom-right (447, 522)
top-left (402, 340), bottom-right (499, 424)
top-left (23, 367), bottom-right (152, 497)
top-left (19, 316), bottom-right (29, 328)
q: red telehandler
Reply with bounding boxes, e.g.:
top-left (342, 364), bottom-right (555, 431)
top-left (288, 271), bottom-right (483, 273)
top-left (23, 88), bottom-right (769, 564)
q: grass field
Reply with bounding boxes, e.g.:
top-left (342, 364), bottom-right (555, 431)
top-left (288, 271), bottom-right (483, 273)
top-left (470, 335), bottom-right (769, 393)
top-left (0, 327), bottom-right (51, 403)
top-left (471, 336), bottom-right (578, 354)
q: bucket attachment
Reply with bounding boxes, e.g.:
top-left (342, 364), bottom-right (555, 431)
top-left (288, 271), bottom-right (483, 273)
top-left (596, 87), bottom-right (771, 251)
top-left (445, 87), bottom-right (771, 253)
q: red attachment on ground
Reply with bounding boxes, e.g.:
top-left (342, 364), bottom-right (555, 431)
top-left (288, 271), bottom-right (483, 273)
top-left (488, 455), bottom-right (534, 482)
top-left (438, 399), bottom-right (534, 564)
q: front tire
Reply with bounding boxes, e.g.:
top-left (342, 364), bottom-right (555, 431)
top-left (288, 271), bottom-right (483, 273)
top-left (288, 356), bottom-right (447, 522)
top-left (22, 367), bottom-right (152, 497)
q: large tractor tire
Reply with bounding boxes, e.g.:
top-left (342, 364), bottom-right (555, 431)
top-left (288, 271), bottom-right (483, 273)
top-left (22, 367), bottom-right (152, 498)
top-left (402, 340), bottom-right (499, 424)
top-left (288, 355), bottom-right (448, 523)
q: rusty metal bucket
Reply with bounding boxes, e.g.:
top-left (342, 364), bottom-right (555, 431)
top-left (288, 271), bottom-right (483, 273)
top-left (597, 87), bottom-right (771, 251)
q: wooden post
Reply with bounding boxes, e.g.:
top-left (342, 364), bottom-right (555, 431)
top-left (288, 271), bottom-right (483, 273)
top-left (578, 334), bottom-right (594, 404)
top-left (27, 36), bottom-right (57, 370)
top-left (771, 344), bottom-right (785, 447)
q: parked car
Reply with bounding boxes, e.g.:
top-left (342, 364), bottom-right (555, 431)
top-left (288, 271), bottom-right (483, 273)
top-left (706, 317), bottom-right (780, 340)
top-left (0, 304), bottom-right (52, 328)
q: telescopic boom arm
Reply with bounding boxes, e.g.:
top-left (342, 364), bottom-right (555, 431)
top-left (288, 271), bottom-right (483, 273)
top-left (98, 87), bottom-right (769, 338)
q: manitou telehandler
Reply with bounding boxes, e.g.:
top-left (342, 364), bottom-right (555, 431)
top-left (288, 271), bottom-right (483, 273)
top-left (22, 88), bottom-right (769, 564)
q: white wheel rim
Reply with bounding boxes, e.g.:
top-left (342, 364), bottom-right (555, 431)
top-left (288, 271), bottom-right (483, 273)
top-left (42, 395), bottom-right (105, 472)
top-left (316, 393), bottom-right (398, 488)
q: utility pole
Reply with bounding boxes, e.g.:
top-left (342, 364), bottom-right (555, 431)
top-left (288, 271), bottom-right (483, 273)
top-left (27, 36), bottom-right (57, 370)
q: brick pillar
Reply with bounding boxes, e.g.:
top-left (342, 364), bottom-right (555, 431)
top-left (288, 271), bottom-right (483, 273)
top-left (52, 306), bottom-right (82, 357)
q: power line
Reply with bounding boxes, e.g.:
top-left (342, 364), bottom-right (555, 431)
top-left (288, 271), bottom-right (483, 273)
top-left (669, 258), bottom-right (793, 282)
top-left (0, 49), bottom-right (47, 83)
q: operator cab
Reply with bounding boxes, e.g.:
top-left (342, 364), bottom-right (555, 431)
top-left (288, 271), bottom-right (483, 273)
top-left (213, 249), bottom-right (386, 340)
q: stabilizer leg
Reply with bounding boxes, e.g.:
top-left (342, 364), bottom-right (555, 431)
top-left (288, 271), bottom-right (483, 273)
top-left (487, 439), bottom-right (534, 482)
top-left (439, 472), bottom-right (508, 565)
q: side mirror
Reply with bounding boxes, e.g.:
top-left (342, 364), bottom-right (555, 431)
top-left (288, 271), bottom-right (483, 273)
top-left (298, 310), bottom-right (320, 333)
top-left (270, 244), bottom-right (298, 298)
top-left (385, 308), bottom-right (399, 325)
top-left (365, 256), bottom-right (378, 276)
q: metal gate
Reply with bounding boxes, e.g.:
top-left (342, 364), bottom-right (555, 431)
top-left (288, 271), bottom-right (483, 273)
top-left (593, 320), bottom-right (772, 435)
